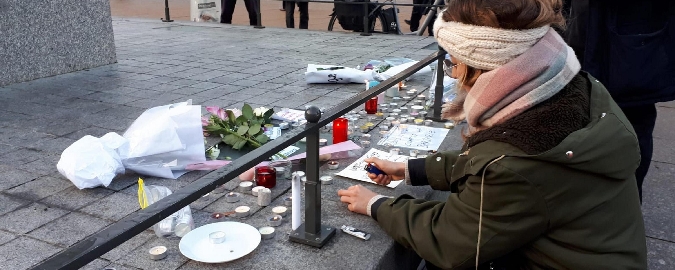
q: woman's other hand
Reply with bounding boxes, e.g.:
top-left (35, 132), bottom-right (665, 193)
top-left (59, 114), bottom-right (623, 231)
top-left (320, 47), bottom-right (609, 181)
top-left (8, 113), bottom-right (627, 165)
top-left (337, 185), bottom-right (378, 215)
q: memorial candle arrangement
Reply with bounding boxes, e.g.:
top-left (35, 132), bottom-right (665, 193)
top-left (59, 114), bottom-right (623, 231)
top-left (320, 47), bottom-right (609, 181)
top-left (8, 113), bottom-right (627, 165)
top-left (333, 117), bottom-right (348, 144)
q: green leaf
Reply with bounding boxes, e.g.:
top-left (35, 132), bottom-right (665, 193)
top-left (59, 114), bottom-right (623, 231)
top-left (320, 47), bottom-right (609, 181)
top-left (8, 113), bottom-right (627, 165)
top-left (242, 104), bottom-right (254, 120)
top-left (233, 139), bottom-right (247, 150)
top-left (222, 134), bottom-right (238, 145)
top-left (225, 110), bottom-right (237, 124)
top-left (236, 115), bottom-right (247, 125)
top-left (204, 125), bottom-right (222, 132)
top-left (237, 126), bottom-right (249, 136)
top-left (263, 108), bottom-right (274, 119)
top-left (248, 123), bottom-right (261, 136)
top-left (255, 133), bottom-right (269, 144)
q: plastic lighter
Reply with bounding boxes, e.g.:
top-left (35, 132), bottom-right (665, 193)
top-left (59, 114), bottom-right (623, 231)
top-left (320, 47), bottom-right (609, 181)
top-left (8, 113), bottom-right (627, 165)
top-left (364, 163), bottom-right (387, 176)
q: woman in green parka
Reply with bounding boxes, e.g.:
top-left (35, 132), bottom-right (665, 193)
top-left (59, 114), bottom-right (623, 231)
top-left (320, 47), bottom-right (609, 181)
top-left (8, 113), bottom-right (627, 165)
top-left (337, 0), bottom-right (648, 269)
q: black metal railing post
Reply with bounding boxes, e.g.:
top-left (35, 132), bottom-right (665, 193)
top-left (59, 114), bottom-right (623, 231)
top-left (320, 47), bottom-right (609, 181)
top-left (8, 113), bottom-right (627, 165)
top-left (255, 0), bottom-right (265, 28)
top-left (360, 2), bottom-right (371, 36)
top-left (429, 46), bottom-right (446, 121)
top-left (288, 106), bottom-right (336, 248)
top-left (161, 0), bottom-right (174, 22)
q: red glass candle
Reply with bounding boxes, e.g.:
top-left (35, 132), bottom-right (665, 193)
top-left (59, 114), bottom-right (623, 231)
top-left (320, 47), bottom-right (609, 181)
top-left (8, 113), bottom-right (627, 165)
top-left (255, 166), bottom-right (277, 188)
top-left (365, 97), bottom-right (378, 114)
top-left (332, 117), bottom-right (349, 144)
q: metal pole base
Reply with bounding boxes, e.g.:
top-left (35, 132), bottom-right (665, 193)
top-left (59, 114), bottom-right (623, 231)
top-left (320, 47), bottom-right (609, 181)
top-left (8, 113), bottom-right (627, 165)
top-left (289, 224), bottom-right (336, 248)
top-left (254, 25), bottom-right (265, 29)
top-left (360, 32), bottom-right (372, 36)
top-left (161, 19), bottom-right (174, 22)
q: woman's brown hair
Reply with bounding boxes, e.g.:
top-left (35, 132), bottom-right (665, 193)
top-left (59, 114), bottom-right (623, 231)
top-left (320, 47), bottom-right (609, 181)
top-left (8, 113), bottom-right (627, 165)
top-left (442, 0), bottom-right (565, 88)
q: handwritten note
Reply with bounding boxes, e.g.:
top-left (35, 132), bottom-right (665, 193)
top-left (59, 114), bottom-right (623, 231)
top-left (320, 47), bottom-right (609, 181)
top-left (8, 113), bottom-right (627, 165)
top-left (377, 125), bottom-right (449, 151)
top-left (336, 148), bottom-right (409, 188)
top-left (273, 108), bottom-right (306, 123)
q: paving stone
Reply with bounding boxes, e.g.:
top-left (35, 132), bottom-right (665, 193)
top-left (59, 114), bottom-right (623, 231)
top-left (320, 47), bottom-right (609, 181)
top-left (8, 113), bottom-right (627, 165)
top-left (19, 153), bottom-right (60, 175)
top-left (99, 262), bottom-right (142, 270)
top-left (192, 86), bottom-right (244, 97)
top-left (652, 137), bottom-right (675, 164)
top-left (29, 212), bottom-right (111, 247)
top-left (30, 137), bottom-right (78, 154)
top-left (80, 192), bottom-right (140, 221)
top-left (116, 236), bottom-right (190, 270)
top-left (64, 126), bottom-right (116, 140)
top-left (81, 258), bottom-right (113, 270)
top-left (41, 186), bottom-right (114, 211)
top-left (0, 203), bottom-right (69, 234)
top-left (654, 107), bottom-right (675, 140)
top-left (0, 167), bottom-right (43, 190)
top-left (647, 237), bottom-right (675, 270)
top-left (0, 230), bottom-right (16, 246)
top-left (229, 79), bottom-right (262, 87)
top-left (6, 175), bottom-right (72, 201)
top-left (101, 231), bottom-right (155, 262)
top-left (0, 237), bottom-right (61, 270)
top-left (30, 118), bottom-right (92, 137)
top-left (0, 194), bottom-right (30, 216)
top-left (107, 173), bottom-right (144, 191)
top-left (642, 161), bottom-right (675, 242)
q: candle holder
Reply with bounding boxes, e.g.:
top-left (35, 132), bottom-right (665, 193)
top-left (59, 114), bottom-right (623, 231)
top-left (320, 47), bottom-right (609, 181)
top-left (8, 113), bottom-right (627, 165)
top-left (380, 104), bottom-right (389, 112)
top-left (327, 161), bottom-right (340, 170)
top-left (332, 117), bottom-right (348, 144)
top-left (279, 122), bottom-right (290, 130)
top-left (235, 206), bottom-right (250, 218)
top-left (252, 186), bottom-right (264, 197)
top-left (379, 125), bottom-right (389, 131)
top-left (209, 231), bottom-right (227, 244)
top-left (359, 125), bottom-right (369, 133)
top-left (268, 215), bottom-right (283, 227)
top-left (393, 97), bottom-right (402, 102)
top-left (414, 100), bottom-right (423, 106)
top-left (284, 197), bottom-right (293, 206)
top-left (375, 112), bottom-right (385, 119)
top-left (320, 175), bottom-right (333, 185)
top-left (238, 181), bottom-right (253, 193)
top-left (389, 102), bottom-right (398, 108)
top-left (365, 97), bottom-right (378, 114)
top-left (149, 246), bottom-right (167, 261)
top-left (410, 150), bottom-right (419, 157)
top-left (390, 148), bottom-right (400, 155)
top-left (417, 94), bottom-right (426, 101)
top-left (419, 111), bottom-right (428, 118)
top-left (400, 118), bottom-right (408, 123)
top-left (260, 227), bottom-right (276, 240)
top-left (424, 120), bottom-right (433, 126)
top-left (270, 160), bottom-right (292, 180)
top-left (400, 107), bottom-right (408, 113)
top-left (225, 192), bottom-right (240, 203)
top-left (360, 140), bottom-right (371, 150)
top-left (319, 138), bottom-right (328, 146)
top-left (272, 206), bottom-right (288, 217)
top-left (414, 119), bottom-right (424, 125)
top-left (402, 96), bottom-right (412, 102)
top-left (445, 122), bottom-right (455, 129)
top-left (255, 166), bottom-right (277, 188)
top-left (411, 105), bottom-right (424, 114)
top-left (417, 154), bottom-right (428, 159)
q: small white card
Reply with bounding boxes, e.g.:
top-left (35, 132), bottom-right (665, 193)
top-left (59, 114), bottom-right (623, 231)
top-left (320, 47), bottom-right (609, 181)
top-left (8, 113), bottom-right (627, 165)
top-left (336, 148), bottom-right (409, 188)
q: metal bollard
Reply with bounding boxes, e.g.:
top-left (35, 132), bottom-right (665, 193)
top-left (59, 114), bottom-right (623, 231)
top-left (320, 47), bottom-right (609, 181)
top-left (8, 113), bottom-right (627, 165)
top-left (288, 106), bottom-right (336, 248)
top-left (430, 46), bottom-right (447, 121)
top-left (254, 0), bottom-right (265, 28)
top-left (360, 2), bottom-right (371, 36)
top-left (161, 0), bottom-right (174, 22)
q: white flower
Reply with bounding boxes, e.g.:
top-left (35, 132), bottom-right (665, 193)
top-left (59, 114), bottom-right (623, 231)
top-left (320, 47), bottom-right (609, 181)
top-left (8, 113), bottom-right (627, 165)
top-left (254, 107), bottom-right (269, 117)
top-left (207, 145), bottom-right (220, 160)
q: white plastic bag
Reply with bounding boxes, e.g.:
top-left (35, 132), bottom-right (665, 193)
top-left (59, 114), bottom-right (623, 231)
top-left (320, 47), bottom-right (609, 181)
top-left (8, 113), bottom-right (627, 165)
top-left (57, 133), bottom-right (128, 189)
top-left (305, 64), bottom-right (376, 84)
top-left (122, 100), bottom-right (206, 179)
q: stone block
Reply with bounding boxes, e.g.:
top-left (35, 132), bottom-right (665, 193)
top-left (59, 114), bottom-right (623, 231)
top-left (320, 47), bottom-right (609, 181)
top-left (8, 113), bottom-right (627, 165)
top-left (647, 237), bottom-right (675, 270)
top-left (642, 161), bottom-right (675, 242)
top-left (0, 237), bottom-right (61, 269)
top-left (80, 192), bottom-right (140, 221)
top-left (81, 259), bottom-right (113, 270)
top-left (41, 186), bottom-right (114, 211)
top-left (114, 237), bottom-right (189, 270)
top-left (0, 167), bottom-right (43, 190)
top-left (0, 194), bottom-right (30, 216)
top-left (0, 230), bottom-right (16, 246)
top-left (29, 212), bottom-right (111, 247)
top-left (0, 203), bottom-right (69, 233)
top-left (6, 175), bottom-right (72, 201)
top-left (101, 231), bottom-right (155, 262)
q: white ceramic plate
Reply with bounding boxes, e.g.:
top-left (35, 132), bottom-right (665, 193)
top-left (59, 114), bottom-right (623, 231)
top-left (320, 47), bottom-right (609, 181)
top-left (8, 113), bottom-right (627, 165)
top-left (179, 222), bottom-right (261, 263)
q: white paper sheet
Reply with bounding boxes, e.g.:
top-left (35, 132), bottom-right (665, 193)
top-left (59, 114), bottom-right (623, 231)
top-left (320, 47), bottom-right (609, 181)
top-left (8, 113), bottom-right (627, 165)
top-left (377, 125), bottom-right (449, 151)
top-left (336, 148), bottom-right (409, 188)
top-left (273, 108), bottom-right (306, 123)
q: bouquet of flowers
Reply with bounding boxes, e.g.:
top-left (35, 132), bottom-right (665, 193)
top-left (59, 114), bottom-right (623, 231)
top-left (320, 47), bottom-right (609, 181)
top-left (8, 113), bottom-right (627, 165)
top-left (202, 104), bottom-right (274, 151)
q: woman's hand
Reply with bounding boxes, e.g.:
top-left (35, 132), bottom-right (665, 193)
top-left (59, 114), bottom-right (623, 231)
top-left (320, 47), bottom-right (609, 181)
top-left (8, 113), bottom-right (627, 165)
top-left (337, 185), bottom-right (378, 215)
top-left (364, 157), bottom-right (406, 186)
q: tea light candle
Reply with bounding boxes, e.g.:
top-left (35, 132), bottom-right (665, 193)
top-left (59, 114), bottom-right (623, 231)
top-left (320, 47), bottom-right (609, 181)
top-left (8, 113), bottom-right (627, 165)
top-left (411, 105), bottom-right (424, 114)
top-left (390, 148), bottom-right (400, 155)
top-left (328, 160), bottom-right (340, 170)
top-left (399, 124), bottom-right (409, 129)
top-left (417, 154), bottom-right (428, 159)
top-left (258, 188), bottom-right (272, 206)
top-left (400, 118), bottom-right (408, 123)
top-left (414, 100), bottom-right (423, 106)
top-left (360, 125), bottom-right (369, 133)
top-left (238, 181), bottom-right (253, 193)
top-left (389, 102), bottom-right (398, 107)
top-left (424, 120), bottom-right (433, 126)
top-left (272, 206), bottom-right (288, 217)
top-left (391, 120), bottom-right (400, 126)
top-left (259, 226), bottom-right (276, 240)
top-left (379, 125), bottom-right (389, 131)
top-left (209, 231), bottom-right (226, 244)
top-left (284, 197), bottom-right (293, 206)
top-left (360, 140), bottom-right (371, 149)
top-left (225, 192), bottom-right (240, 203)
top-left (268, 215), bottom-right (283, 227)
top-left (375, 112), bottom-right (385, 119)
top-left (275, 167), bottom-right (286, 179)
top-left (417, 94), bottom-right (426, 101)
top-left (379, 130), bottom-right (388, 135)
top-left (414, 119), bottom-right (424, 125)
top-left (235, 206), bottom-right (250, 218)
top-left (380, 104), bottom-right (389, 110)
top-left (410, 150), bottom-right (419, 157)
top-left (391, 109), bottom-right (401, 114)
top-left (149, 246), bottom-right (167, 261)
top-left (319, 138), bottom-right (328, 146)
top-left (402, 96), bottom-right (412, 101)
top-left (252, 186), bottom-right (265, 196)
top-left (389, 113), bottom-right (399, 118)
top-left (279, 122), bottom-right (290, 130)
top-left (407, 90), bottom-right (416, 96)
top-left (361, 134), bottom-right (371, 140)
top-left (320, 175), bottom-right (333, 185)
top-left (419, 111), bottom-right (428, 118)
top-left (400, 106), bottom-right (408, 113)
top-left (445, 122), bottom-right (455, 129)
top-left (393, 97), bottom-right (402, 102)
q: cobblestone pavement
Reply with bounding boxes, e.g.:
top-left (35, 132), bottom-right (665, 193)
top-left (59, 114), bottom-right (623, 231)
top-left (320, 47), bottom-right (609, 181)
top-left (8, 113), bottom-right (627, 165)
top-left (0, 18), bottom-right (673, 269)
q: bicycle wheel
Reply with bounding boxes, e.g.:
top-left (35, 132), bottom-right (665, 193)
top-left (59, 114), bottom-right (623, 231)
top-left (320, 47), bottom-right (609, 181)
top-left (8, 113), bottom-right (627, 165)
top-left (328, 13), bottom-right (337, 31)
top-left (370, 13), bottom-right (389, 33)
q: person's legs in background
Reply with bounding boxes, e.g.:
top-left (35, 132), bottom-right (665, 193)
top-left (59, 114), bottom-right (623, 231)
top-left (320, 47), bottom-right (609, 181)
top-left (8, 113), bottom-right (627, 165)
top-left (243, 0), bottom-right (259, 25)
top-left (285, 1), bottom-right (297, 28)
top-left (620, 103), bottom-right (658, 202)
top-left (298, 1), bottom-right (309, 29)
top-left (407, 0), bottom-right (425, 32)
top-left (281, 1), bottom-right (287, 11)
top-left (221, 0), bottom-right (236, 23)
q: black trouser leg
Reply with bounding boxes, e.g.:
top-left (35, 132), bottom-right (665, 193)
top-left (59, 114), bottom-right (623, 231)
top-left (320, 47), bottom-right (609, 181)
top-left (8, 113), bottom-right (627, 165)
top-left (427, 12), bottom-right (436, 36)
top-left (409, 0), bottom-right (425, 32)
top-left (286, 1), bottom-right (296, 28)
top-left (620, 103), bottom-right (657, 202)
top-left (282, 1), bottom-right (287, 10)
top-left (221, 0), bottom-right (236, 23)
top-left (243, 0), bottom-right (259, 25)
top-left (298, 2), bottom-right (309, 29)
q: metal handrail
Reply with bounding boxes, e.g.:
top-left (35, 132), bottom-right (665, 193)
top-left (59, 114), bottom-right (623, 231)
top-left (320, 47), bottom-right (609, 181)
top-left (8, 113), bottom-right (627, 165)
top-left (31, 47), bottom-right (447, 269)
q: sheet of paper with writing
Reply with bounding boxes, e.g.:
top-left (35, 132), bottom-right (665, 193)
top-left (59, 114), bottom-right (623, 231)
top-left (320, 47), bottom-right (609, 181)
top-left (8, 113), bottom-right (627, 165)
top-left (336, 148), bottom-right (409, 188)
top-left (377, 125), bottom-right (449, 151)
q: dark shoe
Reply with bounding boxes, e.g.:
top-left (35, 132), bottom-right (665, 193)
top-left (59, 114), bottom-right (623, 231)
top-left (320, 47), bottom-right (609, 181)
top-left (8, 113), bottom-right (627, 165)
top-left (280, 8), bottom-right (285, 11)
top-left (404, 19), bottom-right (411, 25)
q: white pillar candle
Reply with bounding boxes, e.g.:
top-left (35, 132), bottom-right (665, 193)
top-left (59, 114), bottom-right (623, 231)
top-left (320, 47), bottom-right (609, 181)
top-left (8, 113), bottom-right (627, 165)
top-left (257, 188), bottom-right (272, 206)
top-left (291, 172), bottom-right (302, 230)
